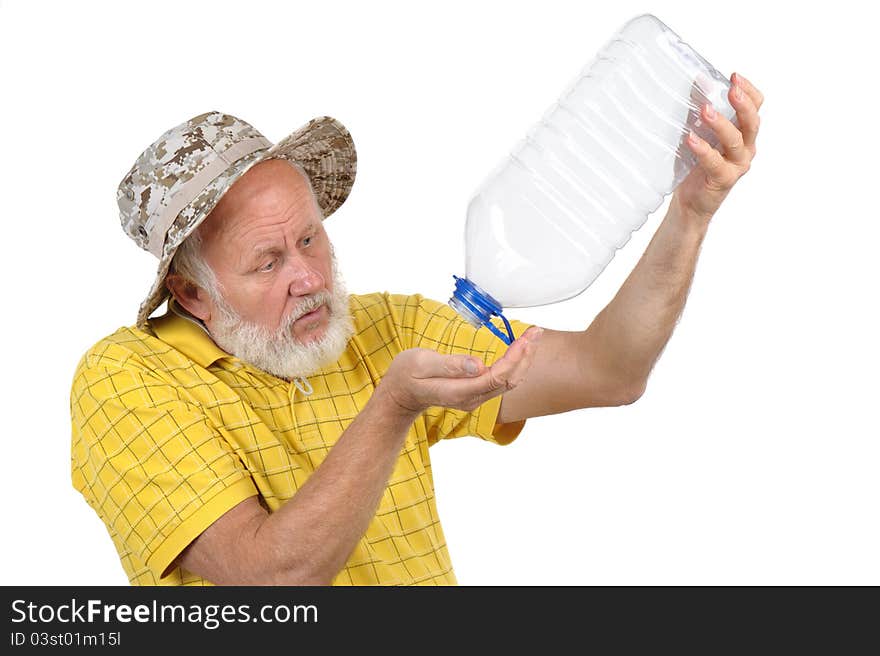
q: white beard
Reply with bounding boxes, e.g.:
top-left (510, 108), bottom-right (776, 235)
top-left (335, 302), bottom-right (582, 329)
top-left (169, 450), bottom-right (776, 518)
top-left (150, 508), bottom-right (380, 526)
top-left (207, 255), bottom-right (354, 380)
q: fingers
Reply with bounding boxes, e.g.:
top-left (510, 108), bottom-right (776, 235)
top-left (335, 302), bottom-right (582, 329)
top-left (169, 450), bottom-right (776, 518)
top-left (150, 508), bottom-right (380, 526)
top-left (732, 72), bottom-right (764, 111)
top-left (409, 326), bottom-right (544, 412)
top-left (686, 130), bottom-right (735, 188)
top-left (469, 326), bottom-right (544, 401)
top-left (411, 350), bottom-right (485, 380)
top-left (730, 73), bottom-right (761, 151)
top-left (700, 101), bottom-right (749, 166)
top-left (687, 71), bottom-right (764, 187)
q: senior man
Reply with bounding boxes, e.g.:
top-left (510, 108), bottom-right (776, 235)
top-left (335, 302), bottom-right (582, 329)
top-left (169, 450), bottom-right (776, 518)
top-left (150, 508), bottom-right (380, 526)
top-left (71, 75), bottom-right (762, 585)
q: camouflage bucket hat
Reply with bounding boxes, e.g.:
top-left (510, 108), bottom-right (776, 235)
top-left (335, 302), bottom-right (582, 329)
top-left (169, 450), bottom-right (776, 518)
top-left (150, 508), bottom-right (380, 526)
top-left (117, 111), bottom-right (357, 328)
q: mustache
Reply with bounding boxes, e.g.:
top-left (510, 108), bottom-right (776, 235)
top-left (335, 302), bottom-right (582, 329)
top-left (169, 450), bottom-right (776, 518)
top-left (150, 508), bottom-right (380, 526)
top-left (284, 290), bottom-right (333, 327)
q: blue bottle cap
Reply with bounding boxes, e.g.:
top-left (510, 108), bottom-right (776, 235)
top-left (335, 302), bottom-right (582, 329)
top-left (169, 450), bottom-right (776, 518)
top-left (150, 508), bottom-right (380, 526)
top-left (448, 275), bottom-right (515, 345)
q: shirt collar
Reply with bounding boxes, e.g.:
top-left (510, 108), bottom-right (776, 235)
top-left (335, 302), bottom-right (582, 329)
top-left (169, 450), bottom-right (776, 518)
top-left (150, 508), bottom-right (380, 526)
top-left (148, 299), bottom-right (229, 368)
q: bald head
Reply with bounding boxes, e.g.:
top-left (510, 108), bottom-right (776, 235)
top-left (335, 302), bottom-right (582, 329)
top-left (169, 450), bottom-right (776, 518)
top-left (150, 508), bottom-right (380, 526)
top-left (199, 159), bottom-right (321, 247)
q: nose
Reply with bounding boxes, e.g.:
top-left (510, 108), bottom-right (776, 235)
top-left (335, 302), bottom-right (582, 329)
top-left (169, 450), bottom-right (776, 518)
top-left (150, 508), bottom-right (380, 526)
top-left (285, 255), bottom-right (325, 298)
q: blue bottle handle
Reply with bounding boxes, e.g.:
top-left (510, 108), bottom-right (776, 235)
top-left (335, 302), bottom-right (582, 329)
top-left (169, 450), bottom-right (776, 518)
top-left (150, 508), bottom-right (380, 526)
top-left (450, 275), bottom-right (515, 345)
top-left (485, 313), bottom-right (515, 346)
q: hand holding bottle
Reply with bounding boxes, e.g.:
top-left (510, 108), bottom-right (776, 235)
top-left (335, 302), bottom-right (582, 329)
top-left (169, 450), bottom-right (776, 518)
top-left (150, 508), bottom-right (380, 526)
top-left (673, 72), bottom-right (764, 223)
top-left (448, 14), bottom-right (759, 344)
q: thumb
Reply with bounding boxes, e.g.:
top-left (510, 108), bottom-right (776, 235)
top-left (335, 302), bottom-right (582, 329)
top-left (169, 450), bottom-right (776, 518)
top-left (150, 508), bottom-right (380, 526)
top-left (452, 353), bottom-right (484, 377)
top-left (409, 351), bottom-right (484, 379)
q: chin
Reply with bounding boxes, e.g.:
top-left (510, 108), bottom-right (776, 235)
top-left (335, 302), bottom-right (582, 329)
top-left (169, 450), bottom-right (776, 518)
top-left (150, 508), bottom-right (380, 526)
top-left (296, 331), bottom-right (326, 346)
top-left (293, 320), bottom-right (329, 345)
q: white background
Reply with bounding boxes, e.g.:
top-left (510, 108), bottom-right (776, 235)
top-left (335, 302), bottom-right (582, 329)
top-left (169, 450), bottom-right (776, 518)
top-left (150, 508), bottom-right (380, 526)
top-left (1, 0), bottom-right (877, 586)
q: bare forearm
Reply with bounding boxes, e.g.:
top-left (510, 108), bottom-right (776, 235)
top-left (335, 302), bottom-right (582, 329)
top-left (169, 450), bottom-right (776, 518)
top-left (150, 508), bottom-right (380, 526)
top-left (584, 197), bottom-right (710, 390)
top-left (252, 385), bottom-right (418, 584)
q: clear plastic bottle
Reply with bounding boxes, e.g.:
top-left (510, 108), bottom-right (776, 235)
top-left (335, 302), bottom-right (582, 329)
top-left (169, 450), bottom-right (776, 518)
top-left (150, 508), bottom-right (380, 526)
top-left (449, 14), bottom-right (737, 344)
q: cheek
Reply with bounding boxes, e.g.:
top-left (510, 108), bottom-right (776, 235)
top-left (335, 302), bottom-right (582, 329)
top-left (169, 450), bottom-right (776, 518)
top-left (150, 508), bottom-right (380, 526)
top-left (233, 279), bottom-right (291, 325)
top-left (318, 246), bottom-right (334, 287)
top-left (269, 281), bottom-right (296, 319)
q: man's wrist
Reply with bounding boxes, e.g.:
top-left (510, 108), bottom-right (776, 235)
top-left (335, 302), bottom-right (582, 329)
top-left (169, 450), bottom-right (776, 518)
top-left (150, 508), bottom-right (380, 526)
top-left (667, 194), bottom-right (713, 240)
top-left (370, 381), bottom-right (422, 425)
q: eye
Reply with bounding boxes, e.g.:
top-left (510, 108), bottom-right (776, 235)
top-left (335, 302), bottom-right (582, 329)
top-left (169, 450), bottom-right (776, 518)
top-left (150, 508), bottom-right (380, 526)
top-left (302, 236), bottom-right (313, 248)
top-left (258, 259), bottom-right (277, 272)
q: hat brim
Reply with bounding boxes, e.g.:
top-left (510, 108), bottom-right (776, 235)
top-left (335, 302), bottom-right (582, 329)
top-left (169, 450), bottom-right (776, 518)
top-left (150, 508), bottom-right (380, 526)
top-left (135, 116), bottom-right (356, 328)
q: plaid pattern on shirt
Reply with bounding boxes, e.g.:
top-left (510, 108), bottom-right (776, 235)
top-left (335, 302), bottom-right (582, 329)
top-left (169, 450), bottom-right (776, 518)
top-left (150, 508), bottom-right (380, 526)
top-left (71, 292), bottom-right (530, 585)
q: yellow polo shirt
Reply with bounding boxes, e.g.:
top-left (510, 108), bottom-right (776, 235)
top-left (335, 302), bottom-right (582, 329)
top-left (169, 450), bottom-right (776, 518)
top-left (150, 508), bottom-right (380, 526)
top-left (70, 292), bottom-right (531, 585)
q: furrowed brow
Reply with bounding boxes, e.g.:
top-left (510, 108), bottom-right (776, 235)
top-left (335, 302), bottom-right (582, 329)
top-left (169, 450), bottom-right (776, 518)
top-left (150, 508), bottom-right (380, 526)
top-left (243, 244), bottom-right (279, 267)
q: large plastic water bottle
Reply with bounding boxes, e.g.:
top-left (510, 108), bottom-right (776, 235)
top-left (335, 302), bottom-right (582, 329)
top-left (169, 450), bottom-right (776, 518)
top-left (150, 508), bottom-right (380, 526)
top-left (449, 14), bottom-right (737, 344)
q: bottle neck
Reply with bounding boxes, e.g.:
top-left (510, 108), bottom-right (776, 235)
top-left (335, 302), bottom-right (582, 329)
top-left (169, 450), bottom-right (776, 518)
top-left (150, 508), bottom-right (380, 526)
top-left (448, 275), bottom-right (515, 345)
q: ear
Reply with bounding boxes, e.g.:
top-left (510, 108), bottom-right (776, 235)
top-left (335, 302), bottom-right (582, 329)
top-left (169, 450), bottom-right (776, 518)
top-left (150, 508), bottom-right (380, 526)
top-left (165, 273), bottom-right (213, 322)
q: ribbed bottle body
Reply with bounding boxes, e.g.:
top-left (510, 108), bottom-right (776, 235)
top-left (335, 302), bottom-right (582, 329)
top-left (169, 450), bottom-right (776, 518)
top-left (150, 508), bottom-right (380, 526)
top-left (465, 14), bottom-right (736, 308)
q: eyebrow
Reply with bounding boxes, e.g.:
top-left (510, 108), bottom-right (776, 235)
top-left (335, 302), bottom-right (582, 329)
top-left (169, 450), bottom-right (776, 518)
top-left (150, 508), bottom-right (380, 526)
top-left (249, 245), bottom-right (279, 259)
top-left (243, 222), bottom-right (319, 264)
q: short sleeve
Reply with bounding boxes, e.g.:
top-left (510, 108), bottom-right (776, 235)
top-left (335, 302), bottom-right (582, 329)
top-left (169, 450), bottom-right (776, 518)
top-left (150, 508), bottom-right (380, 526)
top-left (70, 363), bottom-right (258, 581)
top-left (384, 293), bottom-right (533, 447)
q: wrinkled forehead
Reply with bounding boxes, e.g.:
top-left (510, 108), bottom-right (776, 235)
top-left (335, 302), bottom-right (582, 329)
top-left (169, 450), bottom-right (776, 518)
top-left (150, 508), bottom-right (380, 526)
top-left (200, 159), bottom-right (323, 243)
